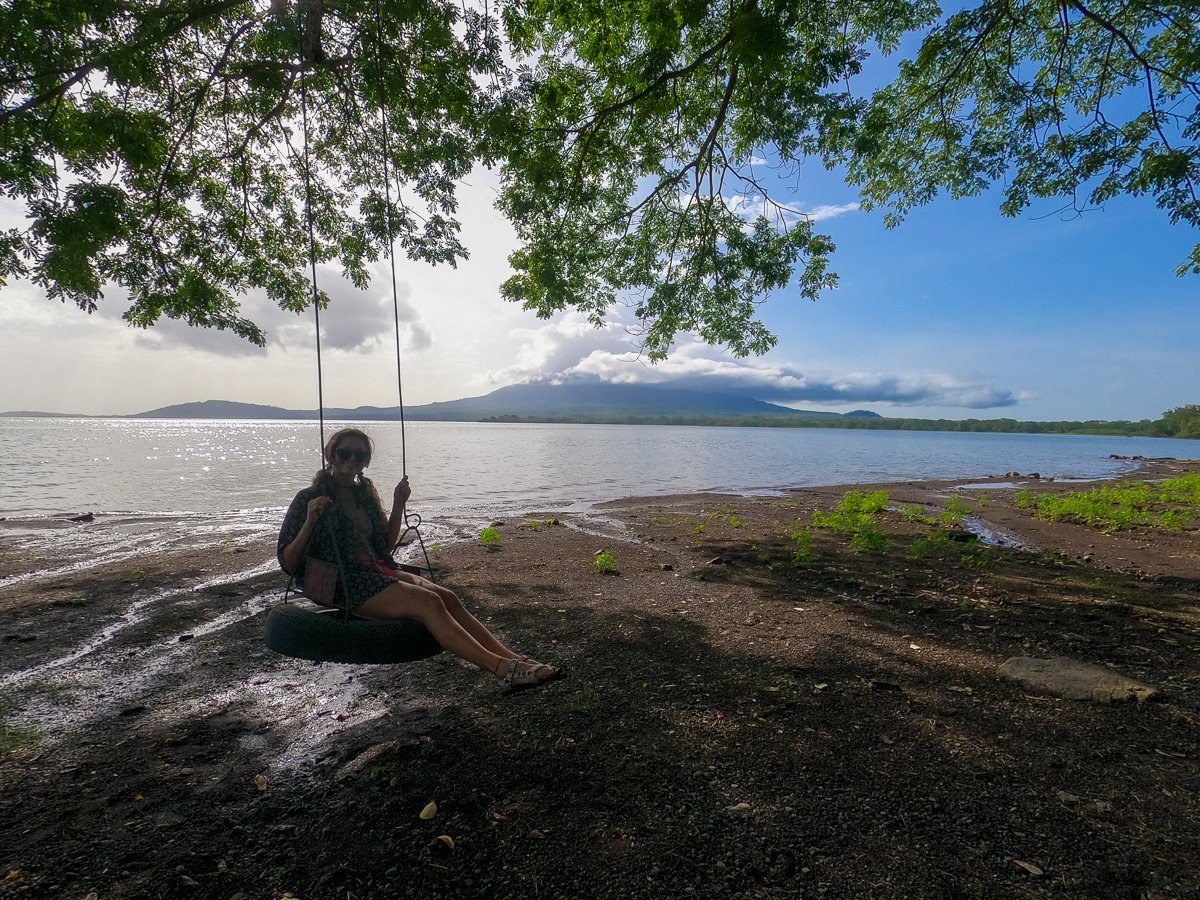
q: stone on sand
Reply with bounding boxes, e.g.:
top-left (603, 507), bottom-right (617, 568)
top-left (998, 656), bottom-right (1157, 703)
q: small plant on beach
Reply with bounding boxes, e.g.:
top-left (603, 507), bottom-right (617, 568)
top-left (938, 494), bottom-right (972, 526)
top-left (791, 527), bottom-right (818, 565)
top-left (480, 527), bottom-right (501, 549)
top-left (960, 544), bottom-right (995, 569)
top-left (130, 566), bottom-right (147, 580)
top-left (527, 519), bottom-right (542, 530)
top-left (692, 523), bottom-right (705, 534)
top-left (898, 504), bottom-right (934, 525)
top-left (908, 529), bottom-right (951, 560)
top-left (565, 680), bottom-right (601, 715)
top-left (848, 522), bottom-right (891, 553)
top-left (727, 515), bottom-right (744, 528)
top-left (811, 491), bottom-right (892, 553)
top-left (593, 550), bottom-right (617, 574)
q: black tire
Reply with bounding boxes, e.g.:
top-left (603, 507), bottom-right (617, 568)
top-left (264, 602), bottom-right (443, 664)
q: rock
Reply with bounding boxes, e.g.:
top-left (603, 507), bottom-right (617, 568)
top-left (998, 657), bottom-right (1158, 703)
top-left (1004, 471), bottom-right (1021, 478)
top-left (1027, 472), bottom-right (1041, 479)
top-left (660, 564), bottom-right (673, 571)
top-left (68, 512), bottom-right (94, 523)
top-left (708, 557), bottom-right (725, 566)
top-left (946, 530), bottom-right (977, 543)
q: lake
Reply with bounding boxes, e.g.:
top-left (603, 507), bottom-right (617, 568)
top-left (2, 417), bottom-right (1198, 580)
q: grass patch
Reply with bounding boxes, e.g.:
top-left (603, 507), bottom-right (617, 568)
top-left (480, 527), bottom-right (501, 548)
top-left (811, 491), bottom-right (892, 553)
top-left (1017, 473), bottom-right (1200, 533)
top-left (593, 550), bottom-right (617, 574)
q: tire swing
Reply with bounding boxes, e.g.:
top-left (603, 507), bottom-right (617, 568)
top-left (264, 12), bottom-right (442, 665)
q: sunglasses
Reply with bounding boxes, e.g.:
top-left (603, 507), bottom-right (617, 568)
top-left (333, 447), bottom-right (369, 463)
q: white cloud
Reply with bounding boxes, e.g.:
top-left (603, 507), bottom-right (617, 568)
top-left (727, 193), bottom-right (860, 227)
top-left (485, 318), bottom-right (1019, 410)
top-left (117, 260), bottom-right (432, 357)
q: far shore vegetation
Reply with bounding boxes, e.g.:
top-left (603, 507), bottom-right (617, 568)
top-left (481, 405), bottom-right (1200, 439)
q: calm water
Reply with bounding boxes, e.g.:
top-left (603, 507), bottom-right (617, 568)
top-left (2, 417), bottom-right (1198, 579)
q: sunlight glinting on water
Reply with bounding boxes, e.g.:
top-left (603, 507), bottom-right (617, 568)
top-left (4, 417), bottom-right (1200, 526)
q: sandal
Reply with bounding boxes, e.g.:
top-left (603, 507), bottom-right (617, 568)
top-left (500, 658), bottom-right (564, 693)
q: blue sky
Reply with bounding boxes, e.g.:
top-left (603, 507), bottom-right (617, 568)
top-left (0, 25), bottom-right (1196, 421)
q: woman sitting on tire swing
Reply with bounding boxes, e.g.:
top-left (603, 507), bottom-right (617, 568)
top-left (277, 427), bottom-right (561, 691)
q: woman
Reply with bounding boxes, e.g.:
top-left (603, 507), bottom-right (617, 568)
top-left (278, 427), bottom-right (560, 691)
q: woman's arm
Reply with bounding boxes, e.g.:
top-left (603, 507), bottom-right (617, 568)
top-left (278, 490), bottom-right (333, 574)
top-left (386, 476), bottom-right (411, 550)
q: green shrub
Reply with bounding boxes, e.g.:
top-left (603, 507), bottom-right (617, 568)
top-left (791, 527), bottom-right (818, 565)
top-left (593, 550), bottom-right (617, 573)
top-left (811, 491), bottom-right (891, 553)
top-left (939, 494), bottom-right (971, 526)
top-left (899, 504), bottom-right (934, 525)
top-left (480, 526), bottom-right (501, 548)
top-left (849, 522), bottom-right (891, 552)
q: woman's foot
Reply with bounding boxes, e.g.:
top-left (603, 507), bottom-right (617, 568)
top-left (496, 657), bottom-right (563, 692)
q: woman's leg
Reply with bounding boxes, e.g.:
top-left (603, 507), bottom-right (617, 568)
top-left (432, 583), bottom-right (521, 658)
top-left (356, 581), bottom-right (511, 678)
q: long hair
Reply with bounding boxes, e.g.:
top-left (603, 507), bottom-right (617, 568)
top-left (310, 427), bottom-right (389, 539)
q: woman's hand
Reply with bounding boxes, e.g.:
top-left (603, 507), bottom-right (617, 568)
top-left (394, 476), bottom-right (412, 507)
top-left (307, 495), bottom-right (334, 521)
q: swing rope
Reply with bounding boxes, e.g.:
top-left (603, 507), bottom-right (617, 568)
top-left (374, 1), bottom-right (435, 575)
top-left (266, 5), bottom-right (445, 664)
top-left (298, 58), bottom-right (326, 452)
top-left (295, 3), bottom-right (435, 597)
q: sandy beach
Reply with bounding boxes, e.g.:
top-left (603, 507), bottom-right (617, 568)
top-left (2, 460), bottom-right (1198, 899)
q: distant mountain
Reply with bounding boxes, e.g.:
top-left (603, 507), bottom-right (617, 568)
top-left (105, 382), bottom-right (869, 422)
top-left (132, 399), bottom-right (314, 419)
top-left (405, 382), bottom-right (842, 421)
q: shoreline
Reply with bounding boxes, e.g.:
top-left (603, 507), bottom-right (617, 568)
top-left (2, 463), bottom-right (1198, 898)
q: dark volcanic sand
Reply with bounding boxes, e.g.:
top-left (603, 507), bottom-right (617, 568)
top-left (1, 461), bottom-right (1198, 899)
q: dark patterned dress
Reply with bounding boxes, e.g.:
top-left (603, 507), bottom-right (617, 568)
top-left (277, 485), bottom-right (399, 612)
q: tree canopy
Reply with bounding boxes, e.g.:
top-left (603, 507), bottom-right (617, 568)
top-left (2, 0), bottom-right (1196, 356)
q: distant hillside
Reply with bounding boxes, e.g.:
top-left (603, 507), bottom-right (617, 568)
top-left (7, 393), bottom-right (1197, 437)
top-left (406, 382), bottom-right (841, 421)
top-left (132, 399), bottom-right (314, 419)
top-left (128, 383), bottom-right (860, 422)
